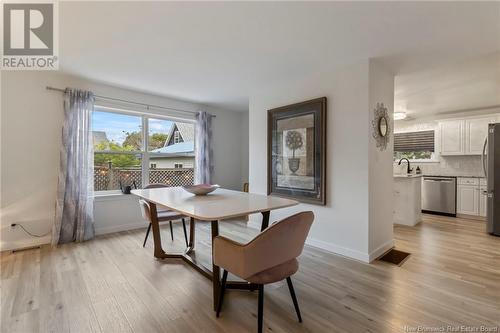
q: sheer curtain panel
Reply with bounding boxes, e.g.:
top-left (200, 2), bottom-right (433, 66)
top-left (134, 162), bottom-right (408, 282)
top-left (53, 89), bottom-right (95, 244)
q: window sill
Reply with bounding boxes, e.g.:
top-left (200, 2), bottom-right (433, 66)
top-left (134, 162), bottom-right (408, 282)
top-left (94, 190), bottom-right (138, 202)
top-left (393, 160), bottom-right (439, 164)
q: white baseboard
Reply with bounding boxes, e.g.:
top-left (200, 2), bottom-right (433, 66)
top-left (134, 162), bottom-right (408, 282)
top-left (95, 221), bottom-right (148, 236)
top-left (306, 237), bottom-right (372, 263)
top-left (1, 222), bottom-right (147, 251)
top-left (0, 219), bottom-right (394, 265)
top-left (0, 235), bottom-right (52, 252)
top-left (248, 217), bottom-right (394, 263)
top-left (368, 239), bottom-right (395, 262)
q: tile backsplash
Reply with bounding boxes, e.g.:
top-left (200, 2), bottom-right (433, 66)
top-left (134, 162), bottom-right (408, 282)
top-left (394, 155), bottom-right (485, 177)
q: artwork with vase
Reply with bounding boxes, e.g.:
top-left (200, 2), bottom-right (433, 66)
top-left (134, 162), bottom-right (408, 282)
top-left (267, 97), bottom-right (326, 205)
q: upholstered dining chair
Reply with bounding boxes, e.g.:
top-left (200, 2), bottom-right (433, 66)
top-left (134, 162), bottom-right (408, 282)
top-left (139, 183), bottom-right (188, 247)
top-left (213, 211), bottom-right (314, 333)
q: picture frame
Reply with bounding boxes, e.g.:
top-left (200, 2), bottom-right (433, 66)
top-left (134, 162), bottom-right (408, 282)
top-left (267, 97), bottom-right (326, 205)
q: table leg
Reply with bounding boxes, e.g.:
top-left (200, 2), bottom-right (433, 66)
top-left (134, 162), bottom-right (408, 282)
top-left (188, 217), bottom-right (196, 248)
top-left (148, 202), bottom-right (166, 258)
top-left (261, 211), bottom-right (270, 231)
top-left (211, 220), bottom-right (220, 311)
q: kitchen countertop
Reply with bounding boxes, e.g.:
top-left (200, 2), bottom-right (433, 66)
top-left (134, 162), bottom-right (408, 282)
top-left (423, 174), bottom-right (485, 178)
top-left (394, 174), bottom-right (423, 179)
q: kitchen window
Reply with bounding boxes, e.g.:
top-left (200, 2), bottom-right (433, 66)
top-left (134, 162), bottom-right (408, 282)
top-left (394, 130), bottom-right (436, 162)
top-left (92, 108), bottom-right (195, 193)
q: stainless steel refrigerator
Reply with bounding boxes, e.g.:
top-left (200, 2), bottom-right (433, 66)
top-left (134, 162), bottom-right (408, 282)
top-left (483, 123), bottom-right (500, 236)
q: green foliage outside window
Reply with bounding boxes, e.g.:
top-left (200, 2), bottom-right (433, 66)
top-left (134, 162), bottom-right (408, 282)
top-left (149, 133), bottom-right (168, 150)
top-left (122, 131), bottom-right (142, 150)
top-left (94, 142), bottom-right (141, 168)
top-left (121, 131), bottom-right (168, 151)
top-left (394, 151), bottom-right (433, 161)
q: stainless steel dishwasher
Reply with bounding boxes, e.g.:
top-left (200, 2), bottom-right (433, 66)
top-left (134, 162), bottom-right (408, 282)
top-left (421, 176), bottom-right (456, 216)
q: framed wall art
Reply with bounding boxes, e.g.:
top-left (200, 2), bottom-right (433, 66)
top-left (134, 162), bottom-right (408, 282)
top-left (267, 97), bottom-right (326, 205)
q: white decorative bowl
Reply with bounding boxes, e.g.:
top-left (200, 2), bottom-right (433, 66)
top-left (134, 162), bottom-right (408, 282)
top-left (183, 184), bottom-right (220, 195)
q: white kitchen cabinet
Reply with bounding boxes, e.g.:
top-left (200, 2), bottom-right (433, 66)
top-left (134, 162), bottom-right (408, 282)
top-left (439, 115), bottom-right (499, 156)
top-left (394, 175), bottom-right (422, 226)
top-left (457, 178), bottom-right (488, 217)
top-left (464, 117), bottom-right (496, 155)
top-left (439, 120), bottom-right (464, 155)
top-left (457, 184), bottom-right (479, 215)
top-left (479, 185), bottom-right (487, 217)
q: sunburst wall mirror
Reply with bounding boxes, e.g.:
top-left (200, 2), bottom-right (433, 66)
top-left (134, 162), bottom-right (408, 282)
top-left (372, 102), bottom-right (390, 151)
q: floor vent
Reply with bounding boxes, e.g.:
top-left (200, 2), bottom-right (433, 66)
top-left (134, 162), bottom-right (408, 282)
top-left (378, 249), bottom-right (411, 266)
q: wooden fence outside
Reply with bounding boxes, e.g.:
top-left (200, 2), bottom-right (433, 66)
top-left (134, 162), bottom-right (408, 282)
top-left (94, 167), bottom-right (194, 191)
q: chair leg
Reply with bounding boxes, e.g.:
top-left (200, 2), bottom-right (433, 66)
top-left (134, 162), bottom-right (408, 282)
top-left (286, 277), bottom-right (302, 323)
top-left (143, 223), bottom-right (152, 247)
top-left (182, 218), bottom-right (188, 247)
top-left (216, 270), bottom-right (228, 317)
top-left (258, 284), bottom-right (264, 333)
top-left (169, 221), bottom-right (174, 241)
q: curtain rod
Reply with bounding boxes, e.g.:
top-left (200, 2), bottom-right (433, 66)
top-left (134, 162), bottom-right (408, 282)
top-left (46, 86), bottom-right (215, 117)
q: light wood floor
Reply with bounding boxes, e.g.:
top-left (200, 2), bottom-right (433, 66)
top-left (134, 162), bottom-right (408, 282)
top-left (1, 214), bottom-right (499, 333)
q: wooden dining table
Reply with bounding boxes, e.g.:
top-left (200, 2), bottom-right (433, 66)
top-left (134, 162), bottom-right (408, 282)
top-left (131, 187), bottom-right (298, 310)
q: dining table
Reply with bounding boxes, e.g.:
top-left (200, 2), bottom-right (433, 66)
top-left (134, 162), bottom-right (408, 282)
top-left (131, 186), bottom-right (299, 310)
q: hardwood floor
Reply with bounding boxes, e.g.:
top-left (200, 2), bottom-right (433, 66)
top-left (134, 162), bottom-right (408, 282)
top-left (1, 214), bottom-right (499, 332)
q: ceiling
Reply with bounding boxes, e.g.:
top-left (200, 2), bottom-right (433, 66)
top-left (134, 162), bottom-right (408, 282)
top-left (395, 52), bottom-right (500, 119)
top-left (59, 2), bottom-right (500, 112)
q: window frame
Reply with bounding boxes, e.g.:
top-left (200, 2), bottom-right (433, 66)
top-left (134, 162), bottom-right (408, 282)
top-left (93, 105), bottom-right (196, 193)
top-left (393, 130), bottom-right (438, 163)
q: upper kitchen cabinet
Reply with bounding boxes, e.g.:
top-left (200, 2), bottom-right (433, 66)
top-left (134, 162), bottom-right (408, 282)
top-left (439, 119), bottom-right (464, 155)
top-left (439, 115), bottom-right (499, 155)
top-left (464, 116), bottom-right (497, 154)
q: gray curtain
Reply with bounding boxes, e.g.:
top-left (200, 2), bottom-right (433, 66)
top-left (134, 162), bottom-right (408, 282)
top-left (195, 111), bottom-right (213, 184)
top-left (53, 89), bottom-right (95, 244)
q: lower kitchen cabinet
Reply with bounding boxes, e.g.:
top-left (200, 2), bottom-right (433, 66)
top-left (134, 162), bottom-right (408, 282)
top-left (457, 184), bottom-right (479, 215)
top-left (479, 186), bottom-right (487, 217)
top-left (457, 177), bottom-right (487, 217)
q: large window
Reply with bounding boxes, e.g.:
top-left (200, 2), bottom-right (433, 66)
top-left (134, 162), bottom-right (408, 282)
top-left (92, 108), bottom-right (195, 192)
top-left (394, 130), bottom-right (436, 161)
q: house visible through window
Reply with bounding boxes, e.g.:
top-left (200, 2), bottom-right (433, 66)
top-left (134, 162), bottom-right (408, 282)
top-left (92, 108), bottom-right (195, 192)
top-left (394, 130), bottom-right (435, 161)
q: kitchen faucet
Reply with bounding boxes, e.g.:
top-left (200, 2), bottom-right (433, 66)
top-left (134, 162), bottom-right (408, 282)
top-left (398, 158), bottom-right (412, 174)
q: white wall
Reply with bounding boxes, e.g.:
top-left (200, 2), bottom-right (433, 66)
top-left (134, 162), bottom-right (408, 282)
top-left (248, 59), bottom-right (394, 262)
top-left (1, 71), bottom-right (249, 250)
top-left (368, 60), bottom-right (395, 257)
top-left (240, 111), bottom-right (249, 186)
top-left (205, 104), bottom-right (249, 190)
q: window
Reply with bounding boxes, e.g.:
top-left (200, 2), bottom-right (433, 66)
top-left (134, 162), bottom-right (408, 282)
top-left (174, 130), bottom-right (181, 144)
top-left (92, 108), bottom-right (195, 192)
top-left (394, 130), bottom-right (436, 161)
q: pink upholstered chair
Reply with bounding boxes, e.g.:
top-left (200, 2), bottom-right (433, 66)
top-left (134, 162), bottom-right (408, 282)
top-left (213, 211), bottom-right (314, 333)
top-left (139, 183), bottom-right (188, 247)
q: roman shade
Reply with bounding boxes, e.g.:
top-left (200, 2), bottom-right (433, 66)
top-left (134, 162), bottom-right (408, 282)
top-left (394, 130), bottom-right (435, 152)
